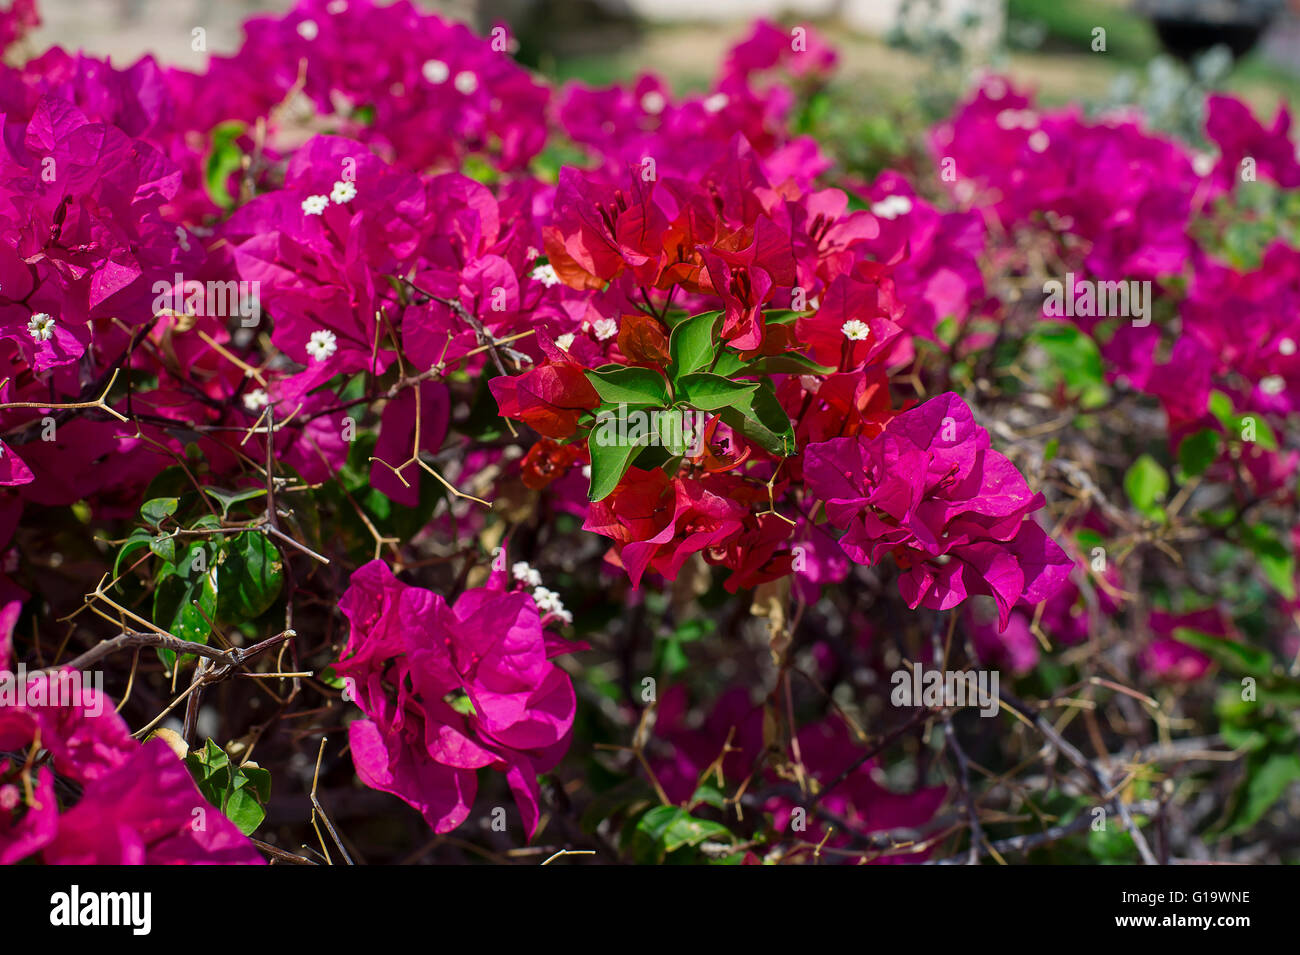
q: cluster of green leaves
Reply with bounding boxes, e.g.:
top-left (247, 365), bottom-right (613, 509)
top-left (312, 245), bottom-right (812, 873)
top-left (1165, 624), bottom-right (1300, 835)
top-left (113, 475), bottom-right (285, 669)
top-left (582, 311), bottom-right (803, 501)
top-left (184, 738), bottom-right (273, 836)
top-left (1030, 321), bottom-right (1107, 409)
top-left (1127, 414), bottom-right (1294, 599)
top-left (1215, 685), bottom-right (1300, 837)
top-left (1194, 181), bottom-right (1300, 271)
top-left (581, 777), bottom-right (744, 864)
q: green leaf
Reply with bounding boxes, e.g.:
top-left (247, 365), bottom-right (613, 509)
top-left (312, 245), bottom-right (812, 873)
top-left (1172, 626), bottom-right (1274, 679)
top-left (1218, 750), bottom-right (1300, 835)
top-left (1229, 411), bottom-right (1279, 451)
top-left (1087, 816), bottom-right (1143, 863)
top-left (1208, 390), bottom-right (1235, 429)
top-left (656, 636), bottom-right (690, 676)
top-left (690, 785), bottom-right (727, 811)
top-left (752, 352), bottom-right (837, 376)
top-left (1031, 321), bottom-right (1106, 403)
top-left (677, 372), bottom-right (760, 411)
top-left (1177, 428), bottom-right (1221, 478)
top-left (668, 311), bottom-right (720, 381)
top-left (1123, 454), bottom-right (1168, 521)
top-left (673, 618), bottom-right (715, 642)
top-left (201, 486), bottom-right (267, 518)
top-left (587, 425), bottom-right (648, 502)
top-left (1240, 523), bottom-right (1296, 600)
top-left (204, 120), bottom-right (247, 211)
top-left (140, 497), bottom-right (179, 528)
top-left (632, 806), bottom-right (731, 863)
top-left (149, 533), bottom-right (177, 564)
top-left (241, 763), bottom-right (273, 803)
top-left (153, 556), bottom-right (219, 667)
top-left (717, 380), bottom-right (796, 457)
top-left (221, 788), bottom-right (267, 836)
top-left (585, 366), bottom-right (671, 407)
top-left (185, 739), bottom-right (271, 836)
top-left (215, 532), bottom-right (283, 624)
top-left (708, 350), bottom-right (752, 378)
top-left (113, 529), bottom-right (156, 580)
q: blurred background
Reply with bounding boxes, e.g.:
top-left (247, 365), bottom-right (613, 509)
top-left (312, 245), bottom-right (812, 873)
top-left (18, 0), bottom-right (1300, 183)
top-left (22, 0), bottom-right (1300, 106)
top-left (21, 0), bottom-right (1300, 184)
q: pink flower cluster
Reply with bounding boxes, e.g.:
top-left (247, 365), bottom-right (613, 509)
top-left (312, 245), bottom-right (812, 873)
top-left (176, 0), bottom-right (549, 174)
top-left (0, 660), bottom-right (262, 864)
top-left (334, 560), bottom-right (579, 837)
top-left (805, 392), bottom-right (1072, 629)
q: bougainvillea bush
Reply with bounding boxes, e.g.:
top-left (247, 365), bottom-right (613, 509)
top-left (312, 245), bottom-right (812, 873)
top-left (1, 0), bottom-right (1298, 866)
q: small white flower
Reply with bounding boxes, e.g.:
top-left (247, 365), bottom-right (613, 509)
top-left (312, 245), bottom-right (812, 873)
top-left (1278, 337), bottom-right (1296, 356)
top-left (330, 180), bottom-right (357, 204)
top-left (1260, 375), bottom-right (1286, 396)
top-left (555, 333), bottom-right (576, 350)
top-left (453, 71), bottom-right (478, 95)
top-left (870, 195), bottom-right (912, 220)
top-left (841, 319), bottom-right (871, 341)
top-left (512, 561), bottom-right (542, 588)
top-left (531, 585), bottom-right (570, 623)
top-left (1028, 130), bottom-right (1050, 153)
top-left (326, 0), bottom-right (348, 13)
top-left (175, 226), bottom-right (191, 252)
top-left (640, 90), bottom-right (666, 115)
top-left (422, 59), bottom-right (449, 84)
top-left (592, 318), bottom-right (618, 341)
top-left (702, 92), bottom-right (729, 114)
top-left (296, 19), bottom-right (319, 40)
top-left (243, 388), bottom-right (270, 411)
top-left (581, 464), bottom-right (592, 480)
top-left (984, 76), bottom-right (1008, 101)
top-left (27, 312), bottom-right (54, 342)
top-left (306, 328), bottom-right (338, 362)
top-left (1192, 153), bottom-right (1215, 177)
top-left (530, 263), bottom-right (560, 287)
top-left (302, 194), bottom-right (329, 215)
top-left (531, 585), bottom-right (563, 614)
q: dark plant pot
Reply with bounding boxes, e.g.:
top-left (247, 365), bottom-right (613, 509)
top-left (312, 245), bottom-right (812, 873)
top-left (1138, 0), bottom-right (1283, 63)
top-left (1152, 16), bottom-right (1268, 61)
